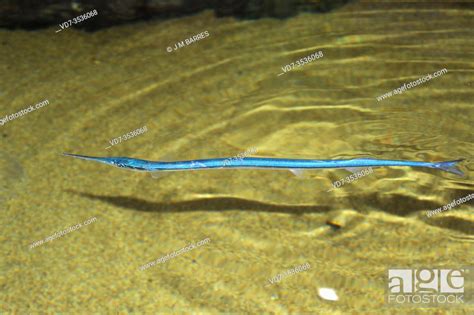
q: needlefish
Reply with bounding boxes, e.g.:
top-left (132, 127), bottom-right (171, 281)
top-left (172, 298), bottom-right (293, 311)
top-left (63, 153), bottom-right (464, 176)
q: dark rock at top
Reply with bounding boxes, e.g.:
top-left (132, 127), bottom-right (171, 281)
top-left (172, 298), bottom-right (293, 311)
top-left (0, 0), bottom-right (353, 30)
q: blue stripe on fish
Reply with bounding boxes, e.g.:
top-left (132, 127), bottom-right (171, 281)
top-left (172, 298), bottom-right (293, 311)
top-left (62, 153), bottom-right (464, 176)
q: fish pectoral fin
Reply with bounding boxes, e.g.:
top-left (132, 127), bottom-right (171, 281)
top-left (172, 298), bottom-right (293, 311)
top-left (289, 169), bottom-right (307, 177)
top-left (289, 169), bottom-right (325, 178)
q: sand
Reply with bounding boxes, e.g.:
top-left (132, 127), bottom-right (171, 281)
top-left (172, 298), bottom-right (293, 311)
top-left (0, 0), bottom-right (473, 313)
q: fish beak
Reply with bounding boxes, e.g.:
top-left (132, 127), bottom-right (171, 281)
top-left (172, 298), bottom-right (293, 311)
top-left (62, 153), bottom-right (115, 166)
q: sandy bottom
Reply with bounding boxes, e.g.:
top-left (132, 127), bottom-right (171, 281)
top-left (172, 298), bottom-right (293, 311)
top-left (0, 0), bottom-right (473, 313)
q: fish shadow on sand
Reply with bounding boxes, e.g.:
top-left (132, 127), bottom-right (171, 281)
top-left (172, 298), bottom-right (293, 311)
top-left (66, 190), bottom-right (473, 234)
top-left (67, 190), bottom-right (331, 215)
top-left (349, 192), bottom-right (473, 235)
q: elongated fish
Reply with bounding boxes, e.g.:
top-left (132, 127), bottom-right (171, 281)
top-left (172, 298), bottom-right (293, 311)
top-left (63, 153), bottom-right (464, 176)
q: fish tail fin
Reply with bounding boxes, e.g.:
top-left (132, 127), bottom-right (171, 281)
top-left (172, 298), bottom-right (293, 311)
top-left (434, 159), bottom-right (465, 176)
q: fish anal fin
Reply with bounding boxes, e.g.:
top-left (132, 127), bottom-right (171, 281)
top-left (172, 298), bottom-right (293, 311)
top-left (150, 171), bottom-right (171, 179)
top-left (344, 167), bottom-right (366, 174)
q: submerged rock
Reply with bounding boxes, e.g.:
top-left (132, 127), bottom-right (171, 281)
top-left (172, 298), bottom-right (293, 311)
top-left (0, 0), bottom-right (353, 30)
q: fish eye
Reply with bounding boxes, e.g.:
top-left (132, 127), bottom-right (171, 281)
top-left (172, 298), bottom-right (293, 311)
top-left (112, 161), bottom-right (126, 168)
